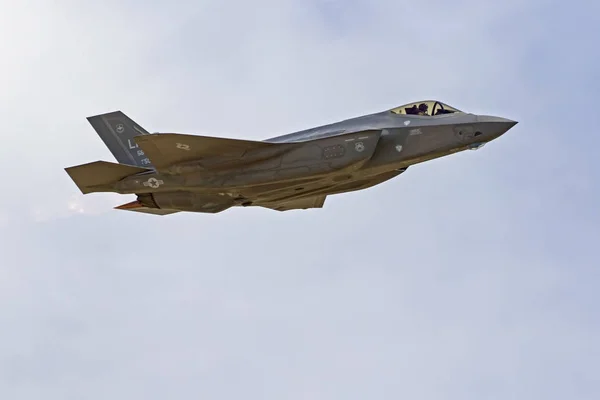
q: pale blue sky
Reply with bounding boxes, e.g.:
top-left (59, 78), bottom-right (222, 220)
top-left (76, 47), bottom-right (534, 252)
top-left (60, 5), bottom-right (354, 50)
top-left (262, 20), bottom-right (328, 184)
top-left (0, 0), bottom-right (598, 399)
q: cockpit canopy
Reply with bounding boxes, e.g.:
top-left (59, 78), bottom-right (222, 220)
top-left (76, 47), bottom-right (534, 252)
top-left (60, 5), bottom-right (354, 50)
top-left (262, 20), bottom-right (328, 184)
top-left (389, 100), bottom-right (463, 117)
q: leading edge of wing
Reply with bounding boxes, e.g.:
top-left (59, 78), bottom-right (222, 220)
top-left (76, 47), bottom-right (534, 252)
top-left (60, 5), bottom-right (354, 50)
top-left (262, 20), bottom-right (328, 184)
top-left (134, 129), bottom-right (383, 171)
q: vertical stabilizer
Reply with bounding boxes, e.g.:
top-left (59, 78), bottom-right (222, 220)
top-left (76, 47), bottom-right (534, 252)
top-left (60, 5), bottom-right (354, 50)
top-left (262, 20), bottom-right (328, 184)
top-left (86, 111), bottom-right (155, 168)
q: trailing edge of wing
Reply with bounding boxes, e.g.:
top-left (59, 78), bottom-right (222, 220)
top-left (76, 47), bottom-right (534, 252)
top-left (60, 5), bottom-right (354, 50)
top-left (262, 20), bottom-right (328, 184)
top-left (134, 133), bottom-right (278, 170)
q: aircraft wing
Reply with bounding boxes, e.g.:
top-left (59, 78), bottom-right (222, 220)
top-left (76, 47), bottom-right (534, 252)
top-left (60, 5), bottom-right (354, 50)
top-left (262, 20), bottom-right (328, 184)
top-left (134, 133), bottom-right (279, 171)
top-left (134, 129), bottom-right (383, 172)
top-left (261, 195), bottom-right (327, 211)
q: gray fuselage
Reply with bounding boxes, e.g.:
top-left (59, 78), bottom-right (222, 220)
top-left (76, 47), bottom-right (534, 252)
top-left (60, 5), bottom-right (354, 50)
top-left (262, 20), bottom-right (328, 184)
top-left (71, 101), bottom-right (517, 214)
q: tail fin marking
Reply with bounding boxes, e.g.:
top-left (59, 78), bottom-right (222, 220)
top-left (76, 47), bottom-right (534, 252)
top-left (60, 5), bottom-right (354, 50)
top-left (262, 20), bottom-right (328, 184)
top-left (86, 111), bottom-right (155, 168)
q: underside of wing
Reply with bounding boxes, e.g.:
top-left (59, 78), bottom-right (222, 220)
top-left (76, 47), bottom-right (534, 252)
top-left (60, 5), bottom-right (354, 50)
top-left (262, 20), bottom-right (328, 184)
top-left (134, 133), bottom-right (281, 171)
top-left (261, 195), bottom-right (327, 211)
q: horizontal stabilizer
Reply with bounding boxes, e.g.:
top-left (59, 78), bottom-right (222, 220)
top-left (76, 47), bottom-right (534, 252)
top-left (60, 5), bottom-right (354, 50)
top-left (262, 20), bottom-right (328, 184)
top-left (114, 200), bottom-right (180, 216)
top-left (134, 133), bottom-right (277, 170)
top-left (65, 161), bottom-right (151, 194)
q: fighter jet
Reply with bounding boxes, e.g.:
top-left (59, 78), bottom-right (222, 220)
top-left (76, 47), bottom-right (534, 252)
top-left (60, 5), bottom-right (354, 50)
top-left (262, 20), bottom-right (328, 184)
top-left (65, 100), bottom-right (517, 215)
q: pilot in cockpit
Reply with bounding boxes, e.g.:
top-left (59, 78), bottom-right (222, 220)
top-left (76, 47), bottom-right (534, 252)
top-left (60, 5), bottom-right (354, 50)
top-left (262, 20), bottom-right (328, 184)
top-left (404, 104), bottom-right (418, 115)
top-left (404, 103), bottom-right (429, 116)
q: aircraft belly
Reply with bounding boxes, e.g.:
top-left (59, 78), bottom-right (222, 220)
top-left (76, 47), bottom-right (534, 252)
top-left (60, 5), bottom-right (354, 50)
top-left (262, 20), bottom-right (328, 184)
top-left (258, 195), bottom-right (327, 211)
top-left (137, 192), bottom-right (235, 213)
top-left (237, 167), bottom-right (405, 205)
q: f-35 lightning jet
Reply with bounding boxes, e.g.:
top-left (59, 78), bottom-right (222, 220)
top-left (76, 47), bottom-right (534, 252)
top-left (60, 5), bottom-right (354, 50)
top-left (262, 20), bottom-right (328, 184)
top-left (65, 100), bottom-right (517, 215)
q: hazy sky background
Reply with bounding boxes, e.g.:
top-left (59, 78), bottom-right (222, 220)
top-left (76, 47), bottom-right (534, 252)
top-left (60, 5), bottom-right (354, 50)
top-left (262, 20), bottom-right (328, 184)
top-left (1, 0), bottom-right (598, 398)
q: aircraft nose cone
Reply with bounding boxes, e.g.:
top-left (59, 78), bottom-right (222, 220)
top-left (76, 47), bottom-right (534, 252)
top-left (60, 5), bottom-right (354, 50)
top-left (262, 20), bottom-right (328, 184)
top-left (477, 115), bottom-right (518, 129)
top-left (476, 115), bottom-right (518, 138)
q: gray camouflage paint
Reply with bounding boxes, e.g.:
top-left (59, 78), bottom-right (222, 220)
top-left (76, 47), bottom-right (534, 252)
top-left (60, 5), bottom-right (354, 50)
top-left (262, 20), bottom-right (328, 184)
top-left (65, 101), bottom-right (517, 214)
